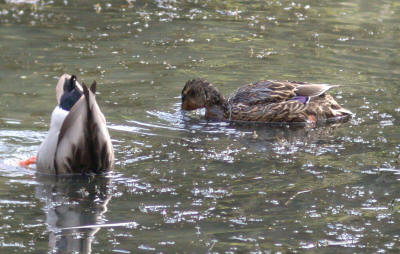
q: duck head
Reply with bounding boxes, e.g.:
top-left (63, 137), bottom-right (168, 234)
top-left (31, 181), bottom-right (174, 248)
top-left (181, 79), bottom-right (225, 110)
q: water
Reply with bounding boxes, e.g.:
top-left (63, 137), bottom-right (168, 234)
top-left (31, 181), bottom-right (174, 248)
top-left (1, 0), bottom-right (400, 252)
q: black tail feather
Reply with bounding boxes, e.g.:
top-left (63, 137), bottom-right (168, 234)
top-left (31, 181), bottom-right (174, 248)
top-left (82, 83), bottom-right (100, 173)
top-left (90, 81), bottom-right (97, 94)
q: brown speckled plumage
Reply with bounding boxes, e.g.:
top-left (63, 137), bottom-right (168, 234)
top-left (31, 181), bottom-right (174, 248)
top-left (181, 79), bottom-right (352, 123)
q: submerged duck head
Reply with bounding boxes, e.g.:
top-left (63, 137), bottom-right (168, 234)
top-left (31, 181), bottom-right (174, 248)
top-left (37, 73), bottom-right (114, 175)
top-left (59, 75), bottom-right (83, 111)
top-left (181, 79), bottom-right (225, 110)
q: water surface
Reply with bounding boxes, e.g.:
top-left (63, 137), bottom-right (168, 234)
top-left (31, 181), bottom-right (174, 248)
top-left (1, 0), bottom-right (400, 253)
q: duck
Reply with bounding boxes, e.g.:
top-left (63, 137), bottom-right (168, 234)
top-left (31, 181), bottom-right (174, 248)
top-left (181, 79), bottom-right (353, 123)
top-left (35, 74), bottom-right (114, 175)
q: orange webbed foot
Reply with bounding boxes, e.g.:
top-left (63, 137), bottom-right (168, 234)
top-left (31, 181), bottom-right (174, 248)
top-left (18, 156), bottom-right (36, 167)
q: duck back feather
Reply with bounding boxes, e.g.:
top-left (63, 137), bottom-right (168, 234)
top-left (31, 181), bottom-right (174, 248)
top-left (295, 84), bottom-right (339, 98)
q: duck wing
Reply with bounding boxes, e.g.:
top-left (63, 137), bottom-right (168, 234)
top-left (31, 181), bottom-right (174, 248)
top-left (229, 80), bottom-right (297, 106)
top-left (295, 84), bottom-right (339, 98)
top-left (229, 100), bottom-right (309, 122)
top-left (54, 83), bottom-right (114, 174)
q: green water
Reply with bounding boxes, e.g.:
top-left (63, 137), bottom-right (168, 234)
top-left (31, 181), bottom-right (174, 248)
top-left (1, 0), bottom-right (400, 253)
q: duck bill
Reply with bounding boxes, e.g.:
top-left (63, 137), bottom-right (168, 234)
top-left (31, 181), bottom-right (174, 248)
top-left (181, 101), bottom-right (199, 110)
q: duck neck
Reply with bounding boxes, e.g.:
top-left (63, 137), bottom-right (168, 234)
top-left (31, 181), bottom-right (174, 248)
top-left (203, 86), bottom-right (227, 120)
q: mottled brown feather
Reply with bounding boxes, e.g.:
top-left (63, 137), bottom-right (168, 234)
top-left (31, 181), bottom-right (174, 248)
top-left (182, 79), bottom-right (352, 124)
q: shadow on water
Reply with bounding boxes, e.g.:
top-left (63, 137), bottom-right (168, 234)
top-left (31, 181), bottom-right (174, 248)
top-left (34, 174), bottom-right (113, 254)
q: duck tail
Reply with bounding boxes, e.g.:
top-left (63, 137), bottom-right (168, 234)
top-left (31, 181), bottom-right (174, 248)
top-left (330, 107), bottom-right (354, 123)
top-left (335, 106), bottom-right (353, 116)
top-left (82, 83), bottom-right (101, 173)
top-left (90, 80), bottom-right (97, 94)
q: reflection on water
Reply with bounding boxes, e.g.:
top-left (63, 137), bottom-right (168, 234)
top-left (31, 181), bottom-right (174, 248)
top-left (35, 175), bottom-right (112, 254)
top-left (1, 0), bottom-right (400, 252)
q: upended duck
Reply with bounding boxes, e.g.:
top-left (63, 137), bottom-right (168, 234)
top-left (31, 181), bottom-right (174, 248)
top-left (181, 79), bottom-right (353, 123)
top-left (35, 74), bottom-right (114, 174)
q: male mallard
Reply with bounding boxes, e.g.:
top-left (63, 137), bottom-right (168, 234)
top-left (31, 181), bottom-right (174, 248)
top-left (36, 74), bottom-right (114, 174)
top-left (181, 79), bottom-right (353, 123)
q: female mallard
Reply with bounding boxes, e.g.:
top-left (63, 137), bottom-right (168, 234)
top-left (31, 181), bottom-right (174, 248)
top-left (36, 74), bottom-right (114, 174)
top-left (181, 79), bottom-right (352, 123)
